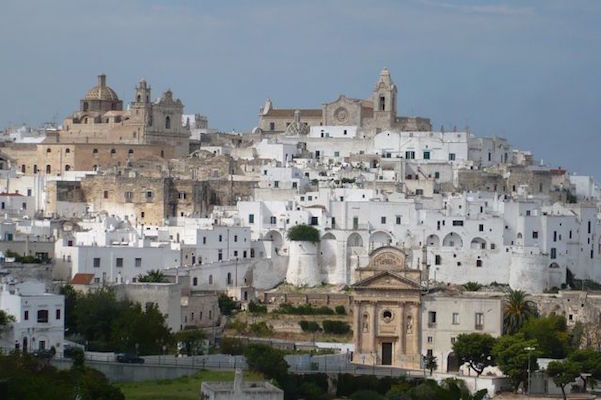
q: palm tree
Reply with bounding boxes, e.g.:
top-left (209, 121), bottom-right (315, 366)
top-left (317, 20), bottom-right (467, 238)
top-left (137, 269), bottom-right (166, 283)
top-left (503, 288), bottom-right (537, 334)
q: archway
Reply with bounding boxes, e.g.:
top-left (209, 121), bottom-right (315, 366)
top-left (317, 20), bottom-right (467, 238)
top-left (447, 352), bottom-right (459, 372)
top-left (470, 237), bottom-right (486, 250)
top-left (265, 230), bottom-right (283, 256)
top-left (370, 231), bottom-right (393, 251)
top-left (321, 232), bottom-right (337, 274)
top-left (347, 232), bottom-right (363, 248)
top-left (442, 232), bottom-right (463, 248)
top-left (426, 234), bottom-right (440, 247)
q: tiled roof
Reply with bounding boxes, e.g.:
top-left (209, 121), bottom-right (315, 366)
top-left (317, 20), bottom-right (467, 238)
top-left (71, 273), bottom-right (95, 285)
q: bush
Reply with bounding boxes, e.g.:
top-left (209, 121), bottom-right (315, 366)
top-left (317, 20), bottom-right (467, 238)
top-left (322, 320), bottom-right (351, 335)
top-left (351, 390), bottom-right (386, 400)
top-left (287, 224), bottom-right (320, 242)
top-left (299, 320), bottom-right (320, 332)
top-left (335, 305), bottom-right (347, 315)
top-left (228, 319), bottom-right (247, 334)
top-left (244, 344), bottom-right (288, 384)
top-left (248, 301), bottom-right (267, 314)
top-left (248, 322), bottom-right (273, 337)
top-left (220, 337), bottom-right (244, 355)
top-left (218, 294), bottom-right (238, 316)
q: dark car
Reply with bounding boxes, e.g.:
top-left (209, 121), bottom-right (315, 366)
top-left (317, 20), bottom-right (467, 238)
top-left (116, 353), bottom-right (145, 364)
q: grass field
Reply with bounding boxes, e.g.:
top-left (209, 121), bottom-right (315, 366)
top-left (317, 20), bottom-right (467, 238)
top-left (116, 370), bottom-right (263, 400)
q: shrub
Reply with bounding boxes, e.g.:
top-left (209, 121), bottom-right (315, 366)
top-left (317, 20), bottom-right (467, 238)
top-left (248, 322), bottom-right (273, 337)
top-left (287, 224), bottom-right (320, 242)
top-left (335, 305), bottom-right (347, 315)
top-left (322, 320), bottom-right (351, 335)
top-left (220, 337), bottom-right (244, 355)
top-left (228, 319), bottom-right (247, 334)
top-left (218, 294), bottom-right (238, 316)
top-left (463, 282), bottom-right (482, 292)
top-left (299, 320), bottom-right (320, 332)
top-left (248, 301), bottom-right (267, 314)
top-left (244, 344), bottom-right (288, 384)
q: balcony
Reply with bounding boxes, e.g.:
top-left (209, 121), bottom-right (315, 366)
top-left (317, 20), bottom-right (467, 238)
top-left (475, 324), bottom-right (484, 331)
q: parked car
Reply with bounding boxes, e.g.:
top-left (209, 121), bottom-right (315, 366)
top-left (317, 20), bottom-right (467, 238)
top-left (116, 353), bottom-right (145, 364)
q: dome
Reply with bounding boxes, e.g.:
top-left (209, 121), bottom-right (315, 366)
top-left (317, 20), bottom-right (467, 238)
top-left (84, 74), bottom-right (120, 101)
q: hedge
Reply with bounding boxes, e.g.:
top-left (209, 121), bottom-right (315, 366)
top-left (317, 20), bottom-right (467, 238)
top-left (299, 320), bottom-right (320, 332)
top-left (322, 320), bottom-right (351, 335)
top-left (276, 303), bottom-right (335, 315)
top-left (287, 224), bottom-right (320, 242)
top-left (248, 301), bottom-right (267, 313)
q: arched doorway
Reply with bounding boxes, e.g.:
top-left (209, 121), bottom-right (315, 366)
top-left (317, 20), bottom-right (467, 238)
top-left (447, 352), bottom-right (459, 372)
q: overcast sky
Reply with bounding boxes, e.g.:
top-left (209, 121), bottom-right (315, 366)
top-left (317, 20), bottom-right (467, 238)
top-left (1, 1), bottom-right (600, 178)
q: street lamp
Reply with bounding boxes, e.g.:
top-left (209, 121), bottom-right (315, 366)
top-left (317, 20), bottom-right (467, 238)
top-left (524, 346), bottom-right (536, 396)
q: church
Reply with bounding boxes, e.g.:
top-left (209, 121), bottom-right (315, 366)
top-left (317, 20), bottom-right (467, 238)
top-left (257, 68), bottom-right (431, 137)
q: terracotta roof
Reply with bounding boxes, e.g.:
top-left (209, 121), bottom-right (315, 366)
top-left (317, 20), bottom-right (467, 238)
top-left (263, 109), bottom-right (322, 118)
top-left (71, 273), bottom-right (95, 285)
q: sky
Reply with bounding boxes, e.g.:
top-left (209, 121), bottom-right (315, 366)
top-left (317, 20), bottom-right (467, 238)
top-left (1, 0), bottom-right (600, 178)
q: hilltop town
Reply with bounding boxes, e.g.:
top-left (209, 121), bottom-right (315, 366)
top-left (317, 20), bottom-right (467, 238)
top-left (1, 68), bottom-right (601, 399)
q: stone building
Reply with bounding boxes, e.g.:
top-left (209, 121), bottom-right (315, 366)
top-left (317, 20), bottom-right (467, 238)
top-left (352, 246), bottom-right (423, 369)
top-left (257, 68), bottom-right (431, 136)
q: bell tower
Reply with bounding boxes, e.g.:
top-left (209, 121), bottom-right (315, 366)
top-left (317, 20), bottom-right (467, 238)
top-left (371, 68), bottom-right (397, 129)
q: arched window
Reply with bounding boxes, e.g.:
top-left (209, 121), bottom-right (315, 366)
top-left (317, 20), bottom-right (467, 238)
top-left (93, 148), bottom-right (98, 155)
top-left (33, 165), bottom-right (38, 174)
top-left (137, 94), bottom-right (141, 102)
top-left (227, 272), bottom-right (232, 285)
top-left (128, 149), bottom-right (134, 155)
top-left (110, 148), bottom-right (116, 154)
top-left (65, 148), bottom-right (70, 154)
top-left (21, 165), bottom-right (26, 173)
top-left (65, 165), bottom-right (71, 171)
top-left (165, 116), bottom-right (171, 129)
top-left (46, 148), bottom-right (51, 153)
top-left (46, 165), bottom-right (51, 174)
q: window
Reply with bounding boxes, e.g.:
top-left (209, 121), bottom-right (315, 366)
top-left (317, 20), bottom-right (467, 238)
top-left (103, 190), bottom-right (108, 199)
top-left (553, 231), bottom-right (557, 242)
top-left (452, 220), bottom-right (464, 226)
top-left (218, 249), bottom-right (223, 261)
top-left (56, 309), bottom-right (61, 320)
top-left (178, 192), bottom-right (187, 200)
top-left (292, 182), bottom-right (297, 189)
top-left (310, 216), bottom-right (318, 226)
top-left (274, 181), bottom-right (279, 188)
top-left (22, 202), bottom-right (26, 210)
top-left (435, 255), bottom-right (441, 265)
top-left (227, 272), bottom-right (232, 285)
top-left (423, 151), bottom-right (430, 160)
top-left (116, 258), bottom-right (123, 268)
top-left (46, 165), bottom-right (51, 174)
top-left (452, 313), bottom-right (459, 325)
top-left (135, 258), bottom-right (142, 267)
top-left (93, 258), bottom-right (101, 268)
top-left (165, 116), bottom-right (171, 129)
top-left (125, 191), bottom-right (133, 202)
top-left (381, 216), bottom-right (386, 224)
top-left (434, 171), bottom-right (440, 179)
top-left (250, 249), bottom-right (255, 258)
top-left (209, 275), bottom-right (213, 284)
top-left (24, 310), bottom-right (29, 320)
top-left (128, 149), bottom-right (134, 155)
top-left (146, 191), bottom-right (153, 200)
top-left (428, 311), bottom-right (437, 326)
top-left (479, 224), bottom-right (484, 232)
top-left (396, 216), bottom-right (401, 225)
top-left (270, 216), bottom-right (276, 224)
top-left (249, 214), bottom-right (254, 224)
top-left (451, 337), bottom-right (457, 344)
top-left (141, 211), bottom-right (145, 218)
top-left (379, 95), bottom-right (385, 111)
top-left (476, 259), bottom-right (483, 267)
top-left (203, 236), bottom-right (207, 244)
top-left (334, 151), bottom-right (340, 157)
top-left (405, 151), bottom-right (415, 159)
top-left (110, 148), bottom-right (116, 154)
top-left (269, 122), bottom-right (275, 131)
top-left (243, 250), bottom-right (247, 258)
top-left (234, 235), bottom-right (238, 242)
top-left (193, 277), bottom-right (198, 286)
top-left (532, 231), bottom-right (538, 239)
top-left (234, 250), bottom-right (238, 257)
top-left (427, 336), bottom-right (433, 343)
top-left (550, 248), bottom-right (557, 259)
top-left (475, 313), bottom-right (484, 329)
top-left (219, 235), bottom-right (223, 242)
top-left (37, 309), bottom-right (49, 323)
top-left (449, 153), bottom-right (456, 161)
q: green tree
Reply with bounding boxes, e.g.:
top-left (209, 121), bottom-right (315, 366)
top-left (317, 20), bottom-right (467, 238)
top-left (0, 309), bottom-right (15, 330)
top-left (503, 288), bottom-right (537, 334)
top-left (287, 224), bottom-right (320, 242)
top-left (110, 302), bottom-right (172, 355)
top-left (424, 354), bottom-right (438, 376)
top-left (59, 284), bottom-right (79, 335)
top-left (492, 333), bottom-right (540, 392)
top-left (568, 349), bottom-right (601, 390)
top-left (546, 360), bottom-right (580, 400)
top-left (453, 333), bottom-right (496, 376)
top-left (243, 344), bottom-right (289, 385)
top-left (137, 269), bottom-right (166, 283)
top-left (519, 314), bottom-right (570, 358)
top-left (174, 328), bottom-right (206, 356)
top-left (218, 293), bottom-right (238, 316)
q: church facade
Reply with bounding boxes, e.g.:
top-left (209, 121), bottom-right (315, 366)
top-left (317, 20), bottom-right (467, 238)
top-left (257, 68), bottom-right (431, 137)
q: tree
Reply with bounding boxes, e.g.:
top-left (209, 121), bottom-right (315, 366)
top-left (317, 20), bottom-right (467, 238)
top-left (59, 284), bottom-right (79, 335)
top-left (137, 269), bottom-right (166, 283)
top-left (218, 293), bottom-right (238, 316)
top-left (503, 289), bottom-right (537, 334)
top-left (287, 224), bottom-right (320, 242)
top-left (519, 314), bottom-right (570, 358)
top-left (424, 354), bottom-right (438, 376)
top-left (453, 333), bottom-right (496, 376)
top-left (174, 328), bottom-right (206, 356)
top-left (243, 344), bottom-right (289, 385)
top-left (492, 333), bottom-right (540, 392)
top-left (546, 360), bottom-right (580, 400)
top-left (568, 349), bottom-right (601, 390)
top-left (0, 309), bottom-right (15, 330)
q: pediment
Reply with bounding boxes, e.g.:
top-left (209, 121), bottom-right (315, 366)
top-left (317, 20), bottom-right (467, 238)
top-left (367, 246), bottom-right (406, 270)
top-left (354, 270), bottom-right (421, 291)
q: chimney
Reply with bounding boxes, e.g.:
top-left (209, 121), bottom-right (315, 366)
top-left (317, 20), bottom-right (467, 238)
top-left (98, 74), bottom-right (106, 87)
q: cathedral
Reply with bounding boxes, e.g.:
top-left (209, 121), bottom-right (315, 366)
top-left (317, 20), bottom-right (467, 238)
top-left (257, 68), bottom-right (431, 137)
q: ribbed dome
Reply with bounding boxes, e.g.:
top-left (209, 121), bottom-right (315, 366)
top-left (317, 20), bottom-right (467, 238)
top-left (84, 74), bottom-right (120, 101)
